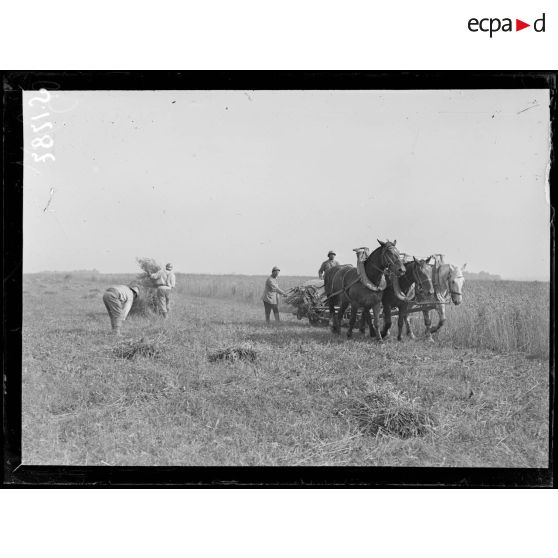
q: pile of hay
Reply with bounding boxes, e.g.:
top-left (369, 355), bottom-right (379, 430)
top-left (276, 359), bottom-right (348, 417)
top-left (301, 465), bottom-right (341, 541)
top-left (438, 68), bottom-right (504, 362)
top-left (113, 336), bottom-right (167, 360)
top-left (208, 344), bottom-right (258, 363)
top-left (334, 390), bottom-right (437, 438)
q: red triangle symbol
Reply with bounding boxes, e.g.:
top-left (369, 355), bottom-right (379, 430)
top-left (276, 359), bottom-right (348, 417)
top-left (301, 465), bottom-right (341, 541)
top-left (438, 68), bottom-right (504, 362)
top-left (516, 19), bottom-right (530, 31)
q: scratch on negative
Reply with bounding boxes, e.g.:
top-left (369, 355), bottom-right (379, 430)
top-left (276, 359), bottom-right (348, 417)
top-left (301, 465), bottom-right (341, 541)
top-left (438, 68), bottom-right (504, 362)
top-left (517, 104), bottom-right (539, 115)
top-left (43, 187), bottom-right (55, 212)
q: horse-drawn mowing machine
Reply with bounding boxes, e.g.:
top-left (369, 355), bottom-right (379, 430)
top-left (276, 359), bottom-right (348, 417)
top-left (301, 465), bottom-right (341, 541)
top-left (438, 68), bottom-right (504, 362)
top-left (285, 279), bottom-right (332, 326)
top-left (286, 254), bottom-right (450, 327)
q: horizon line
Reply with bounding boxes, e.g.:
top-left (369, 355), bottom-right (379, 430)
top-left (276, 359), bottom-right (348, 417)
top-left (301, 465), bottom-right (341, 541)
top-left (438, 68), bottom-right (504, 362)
top-left (22, 270), bottom-right (550, 282)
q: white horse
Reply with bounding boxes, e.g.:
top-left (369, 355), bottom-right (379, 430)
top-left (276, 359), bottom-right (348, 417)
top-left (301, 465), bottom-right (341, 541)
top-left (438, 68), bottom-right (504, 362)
top-left (416, 259), bottom-right (466, 337)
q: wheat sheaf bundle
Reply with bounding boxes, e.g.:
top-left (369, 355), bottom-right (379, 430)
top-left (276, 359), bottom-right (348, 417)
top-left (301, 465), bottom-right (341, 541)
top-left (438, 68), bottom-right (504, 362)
top-left (208, 344), bottom-right (258, 363)
top-left (285, 285), bottom-right (323, 308)
top-left (284, 287), bottom-right (306, 307)
top-left (136, 257), bottom-right (161, 287)
top-left (334, 391), bottom-right (437, 439)
top-left (113, 335), bottom-right (167, 360)
top-left (129, 257), bottom-right (162, 316)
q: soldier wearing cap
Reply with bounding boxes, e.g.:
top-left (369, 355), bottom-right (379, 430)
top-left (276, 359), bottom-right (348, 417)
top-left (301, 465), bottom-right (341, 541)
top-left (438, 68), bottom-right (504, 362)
top-left (150, 262), bottom-right (176, 319)
top-left (102, 284), bottom-right (140, 335)
top-left (262, 266), bottom-right (287, 323)
top-left (318, 251), bottom-right (340, 279)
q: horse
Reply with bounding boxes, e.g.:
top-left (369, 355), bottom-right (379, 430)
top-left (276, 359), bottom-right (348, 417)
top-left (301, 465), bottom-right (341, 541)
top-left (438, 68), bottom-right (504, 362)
top-left (379, 257), bottom-right (435, 341)
top-left (416, 261), bottom-right (466, 335)
top-left (324, 240), bottom-right (406, 340)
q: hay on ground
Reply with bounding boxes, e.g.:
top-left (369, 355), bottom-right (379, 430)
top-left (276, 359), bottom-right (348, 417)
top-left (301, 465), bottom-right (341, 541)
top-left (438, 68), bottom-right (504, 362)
top-left (208, 345), bottom-right (258, 363)
top-left (113, 336), bottom-right (167, 360)
top-left (334, 391), bottom-right (437, 438)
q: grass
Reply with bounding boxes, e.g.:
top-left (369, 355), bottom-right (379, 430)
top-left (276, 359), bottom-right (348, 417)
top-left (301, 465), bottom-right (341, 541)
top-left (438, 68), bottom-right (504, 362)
top-left (113, 335), bottom-right (168, 360)
top-left (56, 272), bottom-right (548, 357)
top-left (208, 344), bottom-right (258, 363)
top-left (21, 273), bottom-right (550, 466)
top-left (334, 390), bottom-right (438, 438)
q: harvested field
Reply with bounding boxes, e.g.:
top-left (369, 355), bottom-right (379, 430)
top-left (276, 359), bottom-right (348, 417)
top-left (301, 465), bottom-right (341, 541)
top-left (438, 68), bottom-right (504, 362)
top-left (208, 345), bottom-right (258, 363)
top-left (21, 273), bottom-right (550, 467)
top-left (113, 336), bottom-right (167, 360)
top-left (335, 391), bottom-right (438, 438)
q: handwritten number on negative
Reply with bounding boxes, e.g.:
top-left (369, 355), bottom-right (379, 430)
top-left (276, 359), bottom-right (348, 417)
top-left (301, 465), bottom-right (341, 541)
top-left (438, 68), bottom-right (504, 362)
top-left (28, 88), bottom-right (51, 107)
top-left (31, 153), bottom-right (56, 163)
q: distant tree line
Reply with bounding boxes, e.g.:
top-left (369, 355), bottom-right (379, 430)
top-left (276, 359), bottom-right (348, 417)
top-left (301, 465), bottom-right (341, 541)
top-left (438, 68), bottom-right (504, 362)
top-left (38, 269), bottom-right (100, 276)
top-left (463, 270), bottom-right (501, 281)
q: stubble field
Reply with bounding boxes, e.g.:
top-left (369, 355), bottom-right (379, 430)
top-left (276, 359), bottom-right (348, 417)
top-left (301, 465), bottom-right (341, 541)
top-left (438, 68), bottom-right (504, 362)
top-left (22, 273), bottom-right (550, 467)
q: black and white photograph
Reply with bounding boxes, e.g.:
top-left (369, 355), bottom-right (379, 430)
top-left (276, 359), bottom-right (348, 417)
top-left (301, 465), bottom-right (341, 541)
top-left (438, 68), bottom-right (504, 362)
top-left (4, 73), bottom-right (553, 483)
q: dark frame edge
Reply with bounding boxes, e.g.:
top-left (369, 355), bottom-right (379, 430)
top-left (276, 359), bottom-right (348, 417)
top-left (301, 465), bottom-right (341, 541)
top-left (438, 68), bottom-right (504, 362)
top-left (2, 70), bottom-right (556, 488)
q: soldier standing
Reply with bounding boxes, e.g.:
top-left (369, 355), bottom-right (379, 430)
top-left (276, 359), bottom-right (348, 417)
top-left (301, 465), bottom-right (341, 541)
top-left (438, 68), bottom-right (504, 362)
top-left (262, 266), bottom-right (287, 323)
top-left (150, 263), bottom-right (176, 318)
top-left (318, 251), bottom-right (339, 279)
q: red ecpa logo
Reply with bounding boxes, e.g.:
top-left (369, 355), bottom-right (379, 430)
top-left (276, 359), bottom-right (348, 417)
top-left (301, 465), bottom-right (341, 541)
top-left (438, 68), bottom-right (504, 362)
top-left (468, 13), bottom-right (546, 37)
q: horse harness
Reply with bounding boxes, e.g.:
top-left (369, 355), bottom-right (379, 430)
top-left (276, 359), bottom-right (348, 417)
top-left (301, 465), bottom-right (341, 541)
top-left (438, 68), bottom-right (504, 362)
top-left (433, 264), bottom-right (463, 300)
top-left (409, 261), bottom-right (431, 297)
top-left (391, 261), bottom-right (431, 302)
top-left (323, 268), bottom-right (361, 302)
top-left (324, 244), bottom-right (399, 302)
top-left (449, 275), bottom-right (464, 297)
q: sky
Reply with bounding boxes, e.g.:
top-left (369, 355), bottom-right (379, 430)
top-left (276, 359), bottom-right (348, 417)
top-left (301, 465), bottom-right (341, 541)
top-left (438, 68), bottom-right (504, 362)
top-left (23, 89), bottom-right (550, 280)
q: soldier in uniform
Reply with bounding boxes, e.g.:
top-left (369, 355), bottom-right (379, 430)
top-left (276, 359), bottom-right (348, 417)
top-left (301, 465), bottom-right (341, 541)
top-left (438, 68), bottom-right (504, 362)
top-left (262, 266), bottom-right (287, 323)
top-left (318, 251), bottom-right (339, 279)
top-left (150, 263), bottom-right (176, 318)
top-left (102, 284), bottom-right (140, 335)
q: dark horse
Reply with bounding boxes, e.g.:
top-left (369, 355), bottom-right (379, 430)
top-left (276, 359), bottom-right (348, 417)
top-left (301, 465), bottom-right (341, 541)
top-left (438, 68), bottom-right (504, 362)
top-left (324, 240), bottom-right (405, 340)
top-left (379, 258), bottom-right (435, 341)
